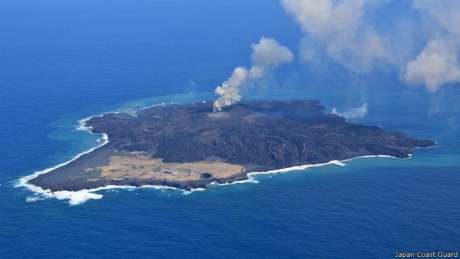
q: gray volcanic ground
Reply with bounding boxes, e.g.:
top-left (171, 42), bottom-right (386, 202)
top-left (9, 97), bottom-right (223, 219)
top-left (29, 100), bottom-right (434, 191)
top-left (89, 100), bottom-right (433, 166)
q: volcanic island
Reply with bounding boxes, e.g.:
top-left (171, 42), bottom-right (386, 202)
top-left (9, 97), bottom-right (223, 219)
top-left (28, 100), bottom-right (434, 191)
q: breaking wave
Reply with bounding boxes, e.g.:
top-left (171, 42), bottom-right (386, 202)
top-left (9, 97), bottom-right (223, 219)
top-left (15, 104), bottom-right (405, 206)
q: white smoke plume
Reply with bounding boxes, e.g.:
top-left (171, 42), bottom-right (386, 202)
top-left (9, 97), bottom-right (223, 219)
top-left (280, 0), bottom-right (460, 91)
top-left (332, 102), bottom-right (368, 120)
top-left (213, 37), bottom-right (294, 111)
top-left (404, 38), bottom-right (460, 91)
top-left (403, 0), bottom-right (460, 91)
top-left (280, 0), bottom-right (391, 73)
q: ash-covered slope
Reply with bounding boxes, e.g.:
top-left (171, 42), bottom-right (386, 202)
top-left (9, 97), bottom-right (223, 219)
top-left (87, 100), bottom-right (433, 170)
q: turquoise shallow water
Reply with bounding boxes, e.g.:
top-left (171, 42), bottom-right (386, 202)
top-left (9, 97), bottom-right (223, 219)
top-left (1, 0), bottom-right (460, 258)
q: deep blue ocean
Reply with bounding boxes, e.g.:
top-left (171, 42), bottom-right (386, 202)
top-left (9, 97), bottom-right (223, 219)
top-left (1, 1), bottom-right (459, 258)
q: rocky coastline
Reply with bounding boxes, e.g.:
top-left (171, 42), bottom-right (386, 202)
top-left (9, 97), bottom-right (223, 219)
top-left (28, 100), bottom-right (435, 192)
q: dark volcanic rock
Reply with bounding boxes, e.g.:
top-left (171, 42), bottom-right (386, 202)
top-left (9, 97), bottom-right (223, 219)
top-left (28, 100), bottom-right (434, 192)
top-left (86, 100), bottom-right (434, 171)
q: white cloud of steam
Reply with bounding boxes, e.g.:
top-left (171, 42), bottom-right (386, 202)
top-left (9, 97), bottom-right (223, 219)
top-left (403, 0), bottom-right (460, 91)
top-left (413, 0), bottom-right (460, 37)
top-left (251, 36), bottom-right (295, 68)
top-left (332, 102), bottom-right (368, 120)
top-left (213, 37), bottom-right (293, 111)
top-left (280, 0), bottom-right (460, 91)
top-left (404, 38), bottom-right (460, 91)
top-left (280, 0), bottom-right (391, 73)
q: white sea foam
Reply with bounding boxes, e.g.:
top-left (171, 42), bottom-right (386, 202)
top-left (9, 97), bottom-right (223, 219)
top-left (25, 196), bottom-right (42, 203)
top-left (50, 190), bottom-right (103, 206)
top-left (16, 107), bottom-right (204, 205)
top-left (210, 177), bottom-right (260, 187)
top-left (247, 159), bottom-right (347, 177)
top-left (16, 116), bottom-right (111, 206)
top-left (182, 188), bottom-right (206, 195)
top-left (18, 137), bottom-right (405, 206)
top-left (206, 156), bottom-right (398, 190)
top-left (16, 102), bottom-right (416, 206)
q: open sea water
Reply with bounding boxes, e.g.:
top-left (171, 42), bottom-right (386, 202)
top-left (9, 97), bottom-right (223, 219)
top-left (1, 0), bottom-right (459, 258)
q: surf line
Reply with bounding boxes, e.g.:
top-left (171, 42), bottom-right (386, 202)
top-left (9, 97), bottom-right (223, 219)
top-left (16, 107), bottom-right (408, 206)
